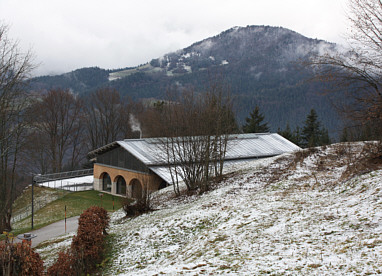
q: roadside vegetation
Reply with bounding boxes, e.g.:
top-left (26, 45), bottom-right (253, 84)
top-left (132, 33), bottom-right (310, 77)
top-left (1, 206), bottom-right (110, 276)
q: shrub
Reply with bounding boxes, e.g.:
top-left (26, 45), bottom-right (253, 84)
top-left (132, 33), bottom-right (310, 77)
top-left (47, 206), bottom-right (109, 276)
top-left (0, 233), bottom-right (44, 276)
top-left (46, 250), bottom-right (76, 276)
top-left (71, 209), bottom-right (105, 273)
top-left (122, 190), bottom-right (153, 217)
top-left (340, 141), bottom-right (382, 180)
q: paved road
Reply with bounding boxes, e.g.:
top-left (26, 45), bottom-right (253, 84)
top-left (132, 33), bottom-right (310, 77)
top-left (18, 216), bottom-right (80, 248)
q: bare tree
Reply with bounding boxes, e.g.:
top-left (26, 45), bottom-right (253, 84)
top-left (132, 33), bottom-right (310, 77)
top-left (157, 82), bottom-right (237, 195)
top-left (83, 88), bottom-right (138, 151)
top-left (138, 100), bottom-right (169, 138)
top-left (204, 80), bottom-right (238, 179)
top-left (0, 24), bottom-right (34, 232)
top-left (29, 89), bottom-right (84, 173)
top-left (22, 131), bottom-right (50, 174)
top-left (311, 0), bottom-right (382, 137)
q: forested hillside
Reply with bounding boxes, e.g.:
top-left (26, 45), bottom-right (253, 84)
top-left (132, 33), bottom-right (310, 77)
top-left (28, 25), bottom-right (341, 135)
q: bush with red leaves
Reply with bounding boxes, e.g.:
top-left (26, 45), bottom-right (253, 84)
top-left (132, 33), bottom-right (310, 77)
top-left (45, 250), bottom-right (77, 276)
top-left (47, 206), bottom-right (109, 276)
top-left (0, 236), bottom-right (44, 276)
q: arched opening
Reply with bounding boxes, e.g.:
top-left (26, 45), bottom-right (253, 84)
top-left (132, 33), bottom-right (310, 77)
top-left (116, 176), bottom-right (126, 195)
top-left (130, 179), bottom-right (142, 199)
top-left (102, 172), bottom-right (112, 192)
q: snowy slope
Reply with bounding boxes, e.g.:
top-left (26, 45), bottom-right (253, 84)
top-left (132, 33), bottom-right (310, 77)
top-left (106, 142), bottom-right (382, 275)
top-left (38, 142), bottom-right (382, 275)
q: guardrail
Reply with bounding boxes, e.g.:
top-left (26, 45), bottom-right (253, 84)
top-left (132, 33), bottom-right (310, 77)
top-left (40, 179), bottom-right (93, 192)
top-left (33, 168), bottom-right (93, 183)
top-left (11, 169), bottom-right (95, 224)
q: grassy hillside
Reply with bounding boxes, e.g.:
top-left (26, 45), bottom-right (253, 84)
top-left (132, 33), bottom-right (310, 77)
top-left (36, 142), bottom-right (382, 275)
top-left (10, 188), bottom-right (123, 233)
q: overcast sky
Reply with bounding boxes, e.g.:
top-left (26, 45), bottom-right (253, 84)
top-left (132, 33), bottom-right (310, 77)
top-left (0, 0), bottom-right (348, 76)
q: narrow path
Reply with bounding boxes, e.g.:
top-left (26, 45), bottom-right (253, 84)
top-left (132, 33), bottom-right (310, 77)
top-left (19, 216), bottom-right (80, 248)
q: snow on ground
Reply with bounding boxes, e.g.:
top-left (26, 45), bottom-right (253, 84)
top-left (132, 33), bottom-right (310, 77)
top-left (105, 142), bottom-right (382, 275)
top-left (39, 175), bottom-right (93, 191)
top-left (36, 232), bottom-right (75, 267)
top-left (37, 142), bottom-right (382, 275)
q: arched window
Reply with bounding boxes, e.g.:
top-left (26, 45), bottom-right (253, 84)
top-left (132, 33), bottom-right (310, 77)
top-left (116, 176), bottom-right (126, 195)
top-left (102, 173), bottom-right (112, 192)
top-left (130, 179), bottom-right (142, 199)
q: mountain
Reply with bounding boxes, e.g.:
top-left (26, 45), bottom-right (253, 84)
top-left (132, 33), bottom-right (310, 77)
top-left (28, 25), bottom-right (341, 135)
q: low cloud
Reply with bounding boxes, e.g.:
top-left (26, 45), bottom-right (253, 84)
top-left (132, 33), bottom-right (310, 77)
top-left (0, 0), bottom-right (347, 76)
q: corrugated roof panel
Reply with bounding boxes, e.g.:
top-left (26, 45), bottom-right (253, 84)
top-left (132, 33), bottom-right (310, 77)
top-left (90, 133), bottom-right (300, 185)
top-left (148, 166), bottom-right (175, 185)
top-left (223, 133), bottom-right (299, 160)
top-left (117, 140), bottom-right (166, 165)
top-left (115, 133), bottom-right (300, 166)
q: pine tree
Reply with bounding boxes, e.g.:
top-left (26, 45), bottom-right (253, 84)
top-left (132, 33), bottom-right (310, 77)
top-left (301, 109), bottom-right (330, 148)
top-left (340, 127), bottom-right (349, 142)
top-left (320, 128), bottom-right (331, 145)
top-left (242, 106), bottom-right (270, 133)
top-left (279, 123), bottom-right (303, 146)
top-left (278, 123), bottom-right (293, 141)
top-left (293, 126), bottom-right (303, 147)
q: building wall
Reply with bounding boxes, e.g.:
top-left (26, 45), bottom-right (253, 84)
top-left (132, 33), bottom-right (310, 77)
top-left (96, 146), bottom-right (150, 174)
top-left (93, 163), bottom-right (162, 198)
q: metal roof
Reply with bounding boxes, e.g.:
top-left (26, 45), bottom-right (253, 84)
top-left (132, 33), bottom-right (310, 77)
top-left (90, 133), bottom-right (300, 184)
top-left (90, 133), bottom-right (299, 165)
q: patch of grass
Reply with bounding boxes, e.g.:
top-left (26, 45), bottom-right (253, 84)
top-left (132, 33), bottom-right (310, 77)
top-left (100, 233), bottom-right (118, 273)
top-left (12, 186), bottom-right (69, 220)
top-left (11, 190), bottom-right (123, 232)
top-left (36, 235), bottom-right (72, 249)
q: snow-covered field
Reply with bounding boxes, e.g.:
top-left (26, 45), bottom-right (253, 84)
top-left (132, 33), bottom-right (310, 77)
top-left (39, 175), bottom-right (93, 191)
top-left (38, 142), bottom-right (382, 275)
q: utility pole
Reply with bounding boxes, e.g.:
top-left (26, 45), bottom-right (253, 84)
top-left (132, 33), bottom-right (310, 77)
top-left (31, 175), bottom-right (35, 230)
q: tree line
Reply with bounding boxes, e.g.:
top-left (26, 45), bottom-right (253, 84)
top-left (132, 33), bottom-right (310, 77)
top-left (242, 105), bottom-right (331, 148)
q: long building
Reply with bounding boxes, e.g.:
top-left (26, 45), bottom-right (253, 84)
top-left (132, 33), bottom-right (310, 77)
top-left (88, 133), bottom-right (300, 198)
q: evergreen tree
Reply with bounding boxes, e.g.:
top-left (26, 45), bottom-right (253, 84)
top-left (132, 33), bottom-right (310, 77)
top-left (340, 127), bottom-right (349, 142)
top-left (279, 123), bottom-right (303, 147)
top-left (242, 106), bottom-right (270, 133)
top-left (278, 123), bottom-right (293, 141)
top-left (320, 128), bottom-right (331, 145)
top-left (293, 126), bottom-right (303, 147)
top-left (301, 109), bottom-right (330, 148)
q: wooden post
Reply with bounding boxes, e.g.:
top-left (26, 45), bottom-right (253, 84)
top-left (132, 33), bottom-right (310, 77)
top-left (65, 205), bottom-right (67, 233)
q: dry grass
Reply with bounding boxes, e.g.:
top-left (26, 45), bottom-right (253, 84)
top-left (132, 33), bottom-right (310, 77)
top-left (340, 141), bottom-right (382, 181)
